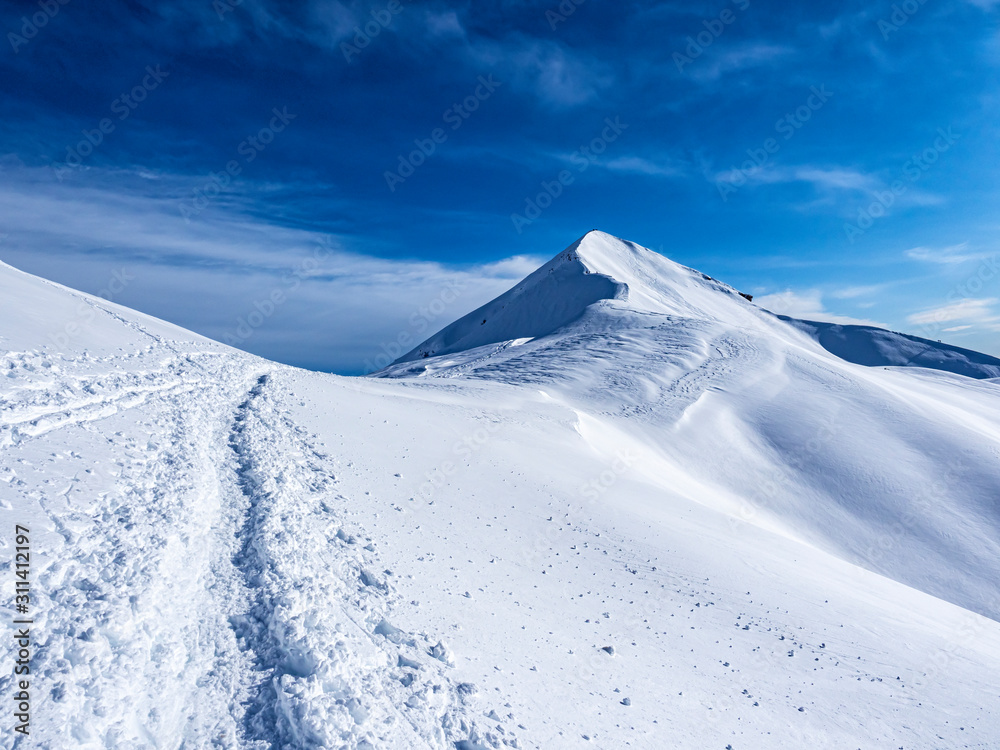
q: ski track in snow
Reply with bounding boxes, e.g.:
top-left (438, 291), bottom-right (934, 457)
top-left (0, 347), bottom-right (261, 748)
top-left (0, 341), bottom-right (517, 749)
top-left (222, 371), bottom-right (513, 749)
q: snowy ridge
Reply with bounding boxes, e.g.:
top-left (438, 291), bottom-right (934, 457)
top-left (378, 231), bottom-right (1000, 625)
top-left (2, 240), bottom-right (1000, 749)
top-left (394, 231), bottom-right (755, 365)
top-left (780, 316), bottom-right (1000, 379)
top-left (394, 239), bottom-right (625, 364)
top-left (390, 230), bottom-right (996, 379)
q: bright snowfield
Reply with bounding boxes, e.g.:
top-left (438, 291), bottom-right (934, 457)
top-left (0, 231), bottom-right (998, 750)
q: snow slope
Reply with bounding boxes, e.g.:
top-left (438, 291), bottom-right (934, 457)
top-left (380, 231), bottom-right (1000, 625)
top-left (0, 263), bottom-right (508, 749)
top-left (2, 238), bottom-right (1000, 750)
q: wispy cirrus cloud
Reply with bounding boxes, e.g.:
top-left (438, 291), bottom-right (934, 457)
top-left (712, 162), bottom-right (947, 212)
top-left (715, 164), bottom-right (876, 191)
top-left (602, 155), bottom-right (686, 178)
top-left (689, 41), bottom-right (796, 82)
top-left (791, 167), bottom-right (876, 191)
top-left (423, 9), bottom-right (464, 38)
top-left (829, 283), bottom-right (890, 299)
top-left (905, 242), bottom-right (994, 264)
top-left (0, 165), bottom-right (538, 372)
top-left (907, 298), bottom-right (1000, 329)
top-left (458, 32), bottom-right (614, 108)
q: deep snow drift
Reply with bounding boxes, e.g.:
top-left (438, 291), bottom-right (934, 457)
top-left (2, 234), bottom-right (999, 750)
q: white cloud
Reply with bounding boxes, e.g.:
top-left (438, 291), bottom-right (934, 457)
top-left (424, 10), bottom-right (464, 37)
top-left (755, 288), bottom-right (882, 326)
top-left (829, 283), bottom-right (888, 299)
top-left (716, 164), bottom-right (877, 191)
top-left (463, 35), bottom-right (612, 108)
top-left (714, 163), bottom-right (946, 210)
top-left (907, 298), bottom-right (1000, 327)
top-left (602, 156), bottom-right (685, 178)
top-left (307, 1), bottom-right (357, 46)
top-left (905, 243), bottom-right (994, 264)
top-left (690, 42), bottom-right (795, 82)
top-left (791, 167), bottom-right (876, 191)
top-left (0, 166), bottom-right (539, 372)
top-left (814, 9), bottom-right (875, 40)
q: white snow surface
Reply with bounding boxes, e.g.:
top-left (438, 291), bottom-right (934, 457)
top-left (1, 234), bottom-right (999, 750)
top-left (780, 317), bottom-right (1000, 380)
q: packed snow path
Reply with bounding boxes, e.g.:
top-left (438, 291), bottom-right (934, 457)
top-left (1, 349), bottom-right (514, 749)
top-left (222, 372), bottom-right (510, 749)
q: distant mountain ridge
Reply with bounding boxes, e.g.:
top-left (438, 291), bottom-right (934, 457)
top-left (780, 316), bottom-right (1000, 379)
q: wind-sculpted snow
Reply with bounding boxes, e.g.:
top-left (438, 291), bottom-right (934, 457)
top-left (394, 232), bottom-right (757, 366)
top-left (2, 241), bottom-right (999, 749)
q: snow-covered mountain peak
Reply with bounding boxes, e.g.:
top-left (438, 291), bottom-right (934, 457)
top-left (390, 232), bottom-right (626, 364)
top-left (552, 229), bottom-right (647, 275)
top-left (392, 230), bottom-right (755, 365)
top-left (564, 229), bottom-right (684, 285)
top-left (387, 231), bottom-right (1000, 382)
top-left (567, 229), bottom-right (755, 314)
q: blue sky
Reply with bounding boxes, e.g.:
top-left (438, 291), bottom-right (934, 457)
top-left (1, 0), bottom-right (998, 372)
